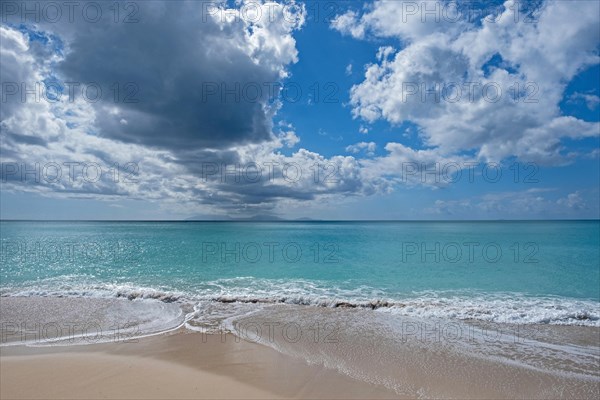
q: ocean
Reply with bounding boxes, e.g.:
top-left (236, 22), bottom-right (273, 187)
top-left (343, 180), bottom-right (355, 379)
top-left (1, 220), bottom-right (599, 396)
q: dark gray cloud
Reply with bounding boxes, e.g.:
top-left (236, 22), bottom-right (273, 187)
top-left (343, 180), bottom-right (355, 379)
top-left (59, 1), bottom-right (280, 150)
top-left (6, 132), bottom-right (47, 147)
top-left (3, 1), bottom-right (294, 151)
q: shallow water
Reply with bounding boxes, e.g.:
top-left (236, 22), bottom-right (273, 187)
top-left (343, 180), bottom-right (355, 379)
top-left (1, 220), bottom-right (599, 326)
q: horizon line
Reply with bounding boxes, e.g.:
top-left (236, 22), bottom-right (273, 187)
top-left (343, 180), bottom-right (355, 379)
top-left (1, 219), bottom-right (599, 222)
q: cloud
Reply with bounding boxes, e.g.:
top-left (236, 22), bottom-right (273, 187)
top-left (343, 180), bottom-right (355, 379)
top-left (333, 0), bottom-right (600, 165)
top-left (0, 25), bottom-right (67, 147)
top-left (361, 142), bottom-right (472, 187)
top-left (557, 191), bottom-right (586, 210)
top-left (2, 1), bottom-right (305, 153)
top-left (1, 18), bottom-right (391, 218)
top-left (331, 10), bottom-right (366, 39)
top-left (1, 2), bottom-right (358, 217)
top-left (426, 188), bottom-right (598, 218)
top-left (569, 92), bottom-right (600, 110)
top-left (346, 142), bottom-right (376, 156)
top-left (2, 0), bottom-right (598, 219)
top-left (332, 0), bottom-right (467, 41)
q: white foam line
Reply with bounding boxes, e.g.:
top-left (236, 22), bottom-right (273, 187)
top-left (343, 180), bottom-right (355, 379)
top-left (1, 307), bottom-right (190, 348)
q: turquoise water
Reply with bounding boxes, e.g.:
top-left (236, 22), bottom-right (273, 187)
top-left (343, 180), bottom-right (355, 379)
top-left (1, 221), bottom-right (599, 325)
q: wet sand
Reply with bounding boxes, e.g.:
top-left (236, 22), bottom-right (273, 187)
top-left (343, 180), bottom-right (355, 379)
top-left (1, 297), bottom-right (598, 399)
top-left (0, 330), bottom-right (400, 399)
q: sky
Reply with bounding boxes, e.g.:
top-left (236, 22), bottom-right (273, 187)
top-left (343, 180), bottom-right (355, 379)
top-left (0, 0), bottom-right (599, 220)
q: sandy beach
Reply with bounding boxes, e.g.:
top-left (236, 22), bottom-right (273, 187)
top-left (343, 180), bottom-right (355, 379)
top-left (0, 330), bottom-right (399, 399)
top-left (2, 325), bottom-right (599, 400)
top-left (1, 295), bottom-right (599, 399)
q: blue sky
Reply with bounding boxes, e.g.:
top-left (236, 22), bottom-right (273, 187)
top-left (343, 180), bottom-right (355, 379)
top-left (1, 0), bottom-right (599, 220)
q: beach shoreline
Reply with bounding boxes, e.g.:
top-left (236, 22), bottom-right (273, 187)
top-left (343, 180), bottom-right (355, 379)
top-left (1, 295), bottom-right (599, 399)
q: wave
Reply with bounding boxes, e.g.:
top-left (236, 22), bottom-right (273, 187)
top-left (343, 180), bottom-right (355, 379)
top-left (209, 295), bottom-right (599, 326)
top-left (0, 279), bottom-right (186, 303)
top-left (1, 277), bottom-right (599, 326)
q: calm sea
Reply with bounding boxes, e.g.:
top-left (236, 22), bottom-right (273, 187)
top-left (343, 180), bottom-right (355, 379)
top-left (1, 220), bottom-right (598, 326)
